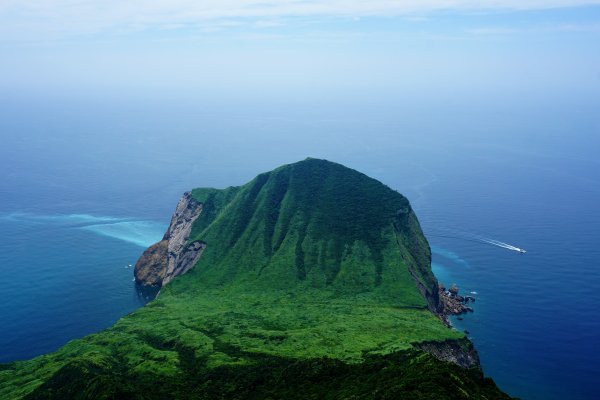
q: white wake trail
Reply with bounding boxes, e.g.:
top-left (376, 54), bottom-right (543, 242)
top-left (477, 237), bottom-right (525, 252)
top-left (426, 229), bottom-right (526, 253)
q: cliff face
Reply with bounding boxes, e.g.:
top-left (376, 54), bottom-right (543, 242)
top-left (413, 338), bottom-right (481, 369)
top-left (134, 239), bottom-right (169, 286)
top-left (393, 210), bottom-right (442, 315)
top-left (134, 192), bottom-right (206, 288)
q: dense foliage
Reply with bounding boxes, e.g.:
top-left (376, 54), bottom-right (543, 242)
top-left (185, 158), bottom-right (437, 303)
top-left (24, 348), bottom-right (510, 400)
top-left (0, 159), bottom-right (510, 399)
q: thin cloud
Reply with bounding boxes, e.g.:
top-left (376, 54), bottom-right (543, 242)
top-left (1, 0), bottom-right (600, 41)
top-left (465, 23), bottom-right (600, 36)
top-left (557, 23), bottom-right (600, 32)
top-left (464, 27), bottom-right (521, 36)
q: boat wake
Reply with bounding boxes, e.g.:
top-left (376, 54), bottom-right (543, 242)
top-left (427, 229), bottom-right (526, 254)
top-left (476, 237), bottom-right (527, 253)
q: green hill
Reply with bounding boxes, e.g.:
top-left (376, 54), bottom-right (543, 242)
top-left (185, 157), bottom-right (439, 309)
top-left (0, 159), bottom-right (511, 399)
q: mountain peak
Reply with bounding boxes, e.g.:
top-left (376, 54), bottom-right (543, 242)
top-left (164, 159), bottom-right (440, 311)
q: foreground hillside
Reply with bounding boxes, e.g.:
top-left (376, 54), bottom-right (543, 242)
top-left (0, 159), bottom-right (511, 399)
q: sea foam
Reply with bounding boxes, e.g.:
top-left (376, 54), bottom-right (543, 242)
top-left (0, 212), bottom-right (166, 247)
top-left (79, 220), bottom-right (166, 248)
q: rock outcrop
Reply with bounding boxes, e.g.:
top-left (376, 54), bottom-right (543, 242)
top-left (134, 192), bottom-right (205, 288)
top-left (439, 284), bottom-right (475, 317)
top-left (413, 338), bottom-right (481, 369)
top-left (134, 239), bottom-right (169, 286)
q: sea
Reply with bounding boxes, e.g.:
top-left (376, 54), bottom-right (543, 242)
top-left (1, 92), bottom-right (599, 400)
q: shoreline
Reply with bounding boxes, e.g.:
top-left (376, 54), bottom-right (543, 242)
top-left (438, 283), bottom-right (475, 327)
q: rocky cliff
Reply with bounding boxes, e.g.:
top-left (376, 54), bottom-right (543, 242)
top-left (413, 338), bottom-right (481, 369)
top-left (134, 192), bottom-right (206, 288)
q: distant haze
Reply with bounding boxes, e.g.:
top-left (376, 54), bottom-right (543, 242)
top-left (1, 3), bottom-right (599, 98)
top-left (0, 3), bottom-right (599, 400)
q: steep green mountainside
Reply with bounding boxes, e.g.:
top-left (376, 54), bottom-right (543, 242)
top-left (184, 158), bottom-right (439, 308)
top-left (0, 159), bottom-right (510, 399)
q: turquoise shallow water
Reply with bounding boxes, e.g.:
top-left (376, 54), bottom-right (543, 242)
top-left (1, 95), bottom-right (599, 399)
top-left (0, 213), bottom-right (166, 362)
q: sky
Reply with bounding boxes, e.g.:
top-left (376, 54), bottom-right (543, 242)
top-left (1, 1), bottom-right (599, 101)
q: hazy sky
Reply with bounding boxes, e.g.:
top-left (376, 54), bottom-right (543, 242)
top-left (1, 1), bottom-right (599, 99)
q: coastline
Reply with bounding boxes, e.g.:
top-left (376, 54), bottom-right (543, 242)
top-left (438, 282), bottom-right (476, 331)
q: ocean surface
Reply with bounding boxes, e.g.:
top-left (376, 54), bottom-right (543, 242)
top-left (1, 94), bottom-right (599, 399)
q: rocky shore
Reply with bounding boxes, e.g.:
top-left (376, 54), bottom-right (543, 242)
top-left (438, 283), bottom-right (475, 317)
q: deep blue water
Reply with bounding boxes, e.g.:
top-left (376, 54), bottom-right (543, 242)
top-left (1, 94), bottom-right (598, 399)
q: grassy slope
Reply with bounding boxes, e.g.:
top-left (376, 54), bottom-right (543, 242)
top-left (186, 159), bottom-right (437, 301)
top-left (0, 159), bottom-right (509, 399)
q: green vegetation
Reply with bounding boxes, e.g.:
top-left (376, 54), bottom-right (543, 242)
top-left (19, 349), bottom-right (509, 400)
top-left (0, 159), bottom-right (510, 399)
top-left (187, 159), bottom-right (436, 293)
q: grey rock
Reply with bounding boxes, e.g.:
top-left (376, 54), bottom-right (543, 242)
top-left (413, 338), bottom-right (481, 369)
top-left (134, 192), bottom-right (205, 289)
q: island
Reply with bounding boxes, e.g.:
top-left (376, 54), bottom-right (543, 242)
top-left (0, 158), bottom-right (511, 399)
